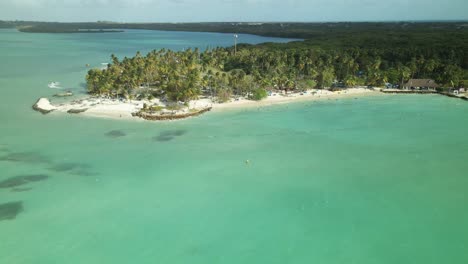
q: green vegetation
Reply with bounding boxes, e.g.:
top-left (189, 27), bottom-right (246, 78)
top-left (250, 88), bottom-right (268, 101)
top-left (86, 50), bottom-right (202, 101)
top-left (86, 39), bottom-right (466, 102)
top-left (142, 103), bottom-right (164, 112)
top-left (166, 104), bottom-right (186, 111)
top-left (50, 21), bottom-right (465, 102)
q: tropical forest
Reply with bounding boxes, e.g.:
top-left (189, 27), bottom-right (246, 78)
top-left (81, 22), bottom-right (468, 102)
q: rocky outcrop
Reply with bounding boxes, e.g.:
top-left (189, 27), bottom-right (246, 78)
top-left (67, 108), bottom-right (88, 114)
top-left (32, 98), bottom-right (56, 114)
top-left (381, 90), bottom-right (438, 94)
top-left (439, 92), bottom-right (468, 101)
top-left (53, 91), bottom-right (73, 97)
top-left (132, 107), bottom-right (212, 121)
top-left (381, 90), bottom-right (468, 101)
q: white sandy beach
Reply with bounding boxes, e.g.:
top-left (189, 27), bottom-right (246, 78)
top-left (197, 88), bottom-right (379, 110)
top-left (36, 88), bottom-right (381, 121)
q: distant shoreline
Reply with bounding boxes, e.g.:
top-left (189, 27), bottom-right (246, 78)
top-left (17, 27), bottom-right (125, 33)
top-left (5, 21), bottom-right (465, 39)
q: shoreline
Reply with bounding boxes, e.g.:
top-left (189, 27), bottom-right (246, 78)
top-left (36, 87), bottom-right (465, 121)
top-left (32, 88), bottom-right (383, 121)
top-left (209, 88), bottom-right (381, 111)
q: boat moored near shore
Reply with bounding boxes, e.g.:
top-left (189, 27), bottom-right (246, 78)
top-left (48, 82), bottom-right (61, 89)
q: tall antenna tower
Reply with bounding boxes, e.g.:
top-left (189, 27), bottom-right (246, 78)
top-left (234, 34), bottom-right (238, 55)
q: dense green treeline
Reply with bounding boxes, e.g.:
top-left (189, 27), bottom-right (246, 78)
top-left (86, 36), bottom-right (467, 102)
top-left (87, 49), bottom-right (203, 101)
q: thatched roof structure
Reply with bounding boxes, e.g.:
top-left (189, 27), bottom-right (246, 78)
top-left (404, 79), bottom-right (440, 88)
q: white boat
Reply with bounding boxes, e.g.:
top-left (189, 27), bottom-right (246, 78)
top-left (48, 82), bottom-right (61, 89)
top-left (100, 63), bottom-right (110, 70)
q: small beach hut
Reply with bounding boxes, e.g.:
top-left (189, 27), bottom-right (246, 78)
top-left (403, 79), bottom-right (439, 91)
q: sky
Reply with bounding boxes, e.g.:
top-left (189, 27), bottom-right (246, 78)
top-left (0, 0), bottom-right (467, 22)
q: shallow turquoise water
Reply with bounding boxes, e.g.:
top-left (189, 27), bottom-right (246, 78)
top-left (1, 29), bottom-right (468, 263)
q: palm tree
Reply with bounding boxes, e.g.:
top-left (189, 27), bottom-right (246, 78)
top-left (397, 64), bottom-right (411, 87)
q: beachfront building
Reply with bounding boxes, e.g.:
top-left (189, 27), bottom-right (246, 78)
top-left (403, 79), bottom-right (440, 90)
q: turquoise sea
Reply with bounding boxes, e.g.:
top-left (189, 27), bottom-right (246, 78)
top-left (1, 28), bottom-right (468, 263)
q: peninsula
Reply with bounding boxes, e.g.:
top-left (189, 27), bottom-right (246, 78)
top-left (30, 22), bottom-right (467, 120)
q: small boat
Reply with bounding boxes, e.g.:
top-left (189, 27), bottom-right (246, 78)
top-left (100, 63), bottom-right (110, 70)
top-left (48, 82), bottom-right (61, 89)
